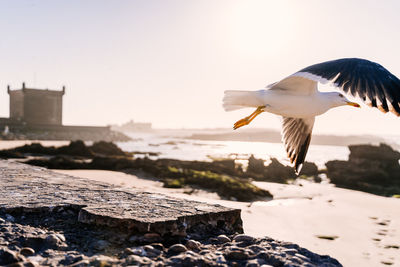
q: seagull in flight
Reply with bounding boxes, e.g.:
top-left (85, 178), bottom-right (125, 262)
top-left (223, 58), bottom-right (400, 173)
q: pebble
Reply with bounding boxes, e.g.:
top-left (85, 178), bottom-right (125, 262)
top-left (45, 234), bottom-right (61, 247)
top-left (217, 234), bottom-right (231, 243)
top-left (245, 259), bottom-right (260, 267)
top-left (150, 243), bottom-right (164, 251)
top-left (143, 245), bottom-right (161, 257)
top-left (186, 239), bottom-right (201, 251)
top-left (19, 247), bottom-right (35, 256)
top-left (168, 244), bottom-right (187, 254)
top-left (143, 232), bottom-right (161, 243)
top-left (282, 248), bottom-right (298, 255)
top-left (234, 234), bottom-right (255, 243)
top-left (5, 214), bottom-right (15, 222)
top-left (225, 249), bottom-right (249, 260)
top-left (0, 247), bottom-right (20, 265)
top-left (125, 255), bottom-right (153, 265)
top-left (295, 253), bottom-right (310, 261)
top-left (125, 247), bottom-right (146, 256)
top-left (0, 217), bottom-right (5, 223)
top-left (0, 212), bottom-right (342, 267)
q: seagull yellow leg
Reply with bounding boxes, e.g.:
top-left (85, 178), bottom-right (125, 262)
top-left (233, 106), bottom-right (265, 130)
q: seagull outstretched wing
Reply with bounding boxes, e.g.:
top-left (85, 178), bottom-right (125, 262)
top-left (291, 58), bottom-right (400, 116)
top-left (281, 117), bottom-right (315, 174)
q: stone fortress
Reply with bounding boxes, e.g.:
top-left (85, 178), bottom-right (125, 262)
top-left (0, 83), bottom-right (129, 141)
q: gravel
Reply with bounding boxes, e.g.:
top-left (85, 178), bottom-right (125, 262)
top-left (0, 212), bottom-right (342, 266)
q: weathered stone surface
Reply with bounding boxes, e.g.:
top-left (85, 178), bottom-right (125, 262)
top-left (0, 160), bottom-right (242, 237)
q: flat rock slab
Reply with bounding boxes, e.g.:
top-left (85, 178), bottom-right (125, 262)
top-left (0, 160), bottom-right (242, 237)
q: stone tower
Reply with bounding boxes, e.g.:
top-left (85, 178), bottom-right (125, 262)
top-left (7, 83), bottom-right (65, 125)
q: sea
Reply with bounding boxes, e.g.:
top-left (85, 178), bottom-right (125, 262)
top-left (117, 130), bottom-right (400, 168)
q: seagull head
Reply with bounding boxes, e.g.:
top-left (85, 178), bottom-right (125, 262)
top-left (328, 92), bottom-right (361, 108)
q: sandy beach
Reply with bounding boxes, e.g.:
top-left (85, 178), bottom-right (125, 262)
top-left (1, 140), bottom-right (399, 266)
top-left (53, 169), bottom-right (400, 267)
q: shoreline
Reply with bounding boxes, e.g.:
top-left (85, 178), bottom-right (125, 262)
top-left (1, 140), bottom-right (400, 266)
top-left (54, 169), bottom-right (400, 267)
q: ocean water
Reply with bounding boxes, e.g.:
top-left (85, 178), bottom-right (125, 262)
top-left (116, 131), bottom-right (373, 168)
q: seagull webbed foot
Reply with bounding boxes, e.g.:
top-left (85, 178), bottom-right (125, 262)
top-left (233, 106), bottom-right (265, 130)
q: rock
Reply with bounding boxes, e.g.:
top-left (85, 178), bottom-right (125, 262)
top-left (217, 234), bottom-right (231, 243)
top-left (90, 255), bottom-right (119, 266)
top-left (234, 234), bottom-right (255, 243)
top-left (326, 143), bottom-right (400, 196)
top-left (225, 249), bottom-right (249, 260)
top-left (125, 247), bottom-right (146, 256)
top-left (299, 162), bottom-right (319, 177)
top-left (150, 243), bottom-right (164, 251)
top-left (168, 244), bottom-right (187, 254)
top-left (143, 245), bottom-right (161, 257)
top-left (19, 247), bottom-right (35, 257)
top-left (245, 259), bottom-right (260, 267)
top-left (282, 248), bottom-right (298, 255)
top-left (5, 214), bottom-right (15, 222)
top-left (69, 259), bottom-right (90, 267)
top-left (143, 232), bottom-right (162, 243)
top-left (186, 239), bottom-right (201, 251)
top-left (248, 245), bottom-right (265, 254)
top-left (295, 253), bottom-right (310, 261)
top-left (90, 141), bottom-right (127, 157)
top-left (93, 240), bottom-right (110, 251)
top-left (125, 255), bottom-right (152, 265)
top-left (45, 234), bottom-right (65, 248)
top-left (0, 247), bottom-right (21, 265)
top-left (247, 155), bottom-right (265, 175)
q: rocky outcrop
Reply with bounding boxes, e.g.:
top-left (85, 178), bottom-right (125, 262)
top-left (246, 155), bottom-right (319, 183)
top-left (326, 143), bottom-right (400, 196)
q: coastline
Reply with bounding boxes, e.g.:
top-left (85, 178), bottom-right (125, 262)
top-left (1, 140), bottom-right (399, 266)
top-left (54, 169), bottom-right (400, 267)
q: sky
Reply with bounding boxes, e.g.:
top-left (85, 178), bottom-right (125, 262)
top-left (0, 0), bottom-right (400, 135)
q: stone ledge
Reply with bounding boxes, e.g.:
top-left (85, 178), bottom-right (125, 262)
top-left (0, 160), bottom-right (243, 237)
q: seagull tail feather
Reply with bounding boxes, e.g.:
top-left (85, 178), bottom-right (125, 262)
top-left (223, 90), bottom-right (263, 111)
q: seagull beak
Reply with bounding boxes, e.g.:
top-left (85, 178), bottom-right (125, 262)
top-left (346, 101), bottom-right (360, 108)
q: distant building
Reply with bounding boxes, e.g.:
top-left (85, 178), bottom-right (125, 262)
top-left (0, 82), bottom-right (128, 141)
top-left (112, 120), bottom-right (152, 132)
top-left (7, 83), bottom-right (65, 125)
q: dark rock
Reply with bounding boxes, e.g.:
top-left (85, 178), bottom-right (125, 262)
top-left (234, 234), bottom-right (255, 243)
top-left (150, 243), bottom-right (164, 251)
top-left (225, 249), bottom-right (249, 260)
top-left (124, 247), bottom-right (146, 256)
top-left (57, 140), bottom-right (93, 157)
top-left (168, 244), bottom-right (187, 254)
top-left (299, 162), bottom-right (319, 177)
top-left (143, 232), bottom-right (162, 243)
top-left (326, 143), bottom-right (400, 196)
top-left (0, 247), bottom-right (21, 265)
top-left (247, 155), bottom-right (265, 175)
top-left (93, 240), bottom-right (109, 251)
top-left (247, 156), bottom-right (297, 183)
top-left (90, 141), bottom-right (127, 157)
top-left (5, 214), bottom-right (15, 222)
top-left (19, 247), bottom-right (35, 257)
top-left (186, 239), bottom-right (201, 251)
top-left (217, 234), bottom-right (231, 244)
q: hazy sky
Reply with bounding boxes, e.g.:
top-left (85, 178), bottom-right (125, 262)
top-left (1, 0), bottom-right (400, 135)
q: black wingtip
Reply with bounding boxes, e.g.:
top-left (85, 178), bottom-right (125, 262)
top-left (295, 163), bottom-right (303, 175)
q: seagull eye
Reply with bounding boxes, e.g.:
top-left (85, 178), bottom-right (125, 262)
top-left (339, 94), bottom-right (344, 98)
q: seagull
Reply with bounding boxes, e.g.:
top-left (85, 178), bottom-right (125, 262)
top-left (223, 58), bottom-right (400, 173)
